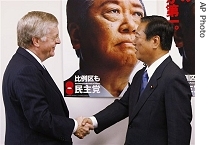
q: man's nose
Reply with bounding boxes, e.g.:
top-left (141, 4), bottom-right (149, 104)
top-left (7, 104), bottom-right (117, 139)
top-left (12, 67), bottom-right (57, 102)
top-left (119, 14), bottom-right (138, 33)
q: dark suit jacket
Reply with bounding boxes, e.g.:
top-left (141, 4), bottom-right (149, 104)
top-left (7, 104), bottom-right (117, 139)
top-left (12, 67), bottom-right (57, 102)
top-left (2, 47), bottom-right (75, 145)
top-left (94, 56), bottom-right (192, 145)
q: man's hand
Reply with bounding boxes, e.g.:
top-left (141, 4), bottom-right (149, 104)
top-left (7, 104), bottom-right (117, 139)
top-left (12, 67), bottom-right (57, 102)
top-left (74, 117), bottom-right (94, 139)
top-left (82, 118), bottom-right (93, 126)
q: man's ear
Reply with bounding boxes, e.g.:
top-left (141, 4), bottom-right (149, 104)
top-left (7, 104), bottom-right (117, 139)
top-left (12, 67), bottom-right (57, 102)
top-left (152, 35), bottom-right (160, 49)
top-left (68, 23), bottom-right (81, 50)
top-left (32, 37), bottom-right (40, 47)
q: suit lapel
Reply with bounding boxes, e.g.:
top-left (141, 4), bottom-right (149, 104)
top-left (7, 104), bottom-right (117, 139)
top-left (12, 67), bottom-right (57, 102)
top-left (129, 56), bottom-right (172, 123)
top-left (129, 78), bottom-right (157, 123)
top-left (43, 69), bottom-right (62, 96)
top-left (17, 47), bottom-right (69, 116)
top-left (43, 69), bottom-right (69, 116)
top-left (17, 47), bottom-right (62, 96)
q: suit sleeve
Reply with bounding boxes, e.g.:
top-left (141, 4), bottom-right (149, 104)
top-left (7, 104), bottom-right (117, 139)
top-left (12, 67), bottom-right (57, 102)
top-left (94, 69), bottom-right (143, 134)
top-left (94, 85), bottom-right (132, 133)
top-left (165, 72), bottom-right (192, 145)
top-left (13, 66), bottom-right (74, 141)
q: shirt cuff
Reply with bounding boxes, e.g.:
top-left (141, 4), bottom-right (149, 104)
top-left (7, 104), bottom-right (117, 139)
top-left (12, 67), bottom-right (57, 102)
top-left (73, 119), bottom-right (78, 133)
top-left (89, 116), bottom-right (98, 128)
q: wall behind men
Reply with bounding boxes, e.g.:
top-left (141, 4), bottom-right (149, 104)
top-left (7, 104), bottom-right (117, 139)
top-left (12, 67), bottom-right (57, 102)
top-left (0, 0), bottom-right (194, 145)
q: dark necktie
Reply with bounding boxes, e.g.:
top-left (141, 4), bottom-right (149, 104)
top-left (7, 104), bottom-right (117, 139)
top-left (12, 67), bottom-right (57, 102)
top-left (140, 70), bottom-right (149, 96)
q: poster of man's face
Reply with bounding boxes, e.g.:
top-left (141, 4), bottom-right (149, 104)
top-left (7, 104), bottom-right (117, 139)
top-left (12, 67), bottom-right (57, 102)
top-left (62, 0), bottom-right (195, 98)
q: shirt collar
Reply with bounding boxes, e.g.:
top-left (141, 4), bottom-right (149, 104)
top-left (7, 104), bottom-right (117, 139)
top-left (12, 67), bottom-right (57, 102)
top-left (146, 53), bottom-right (169, 81)
top-left (25, 49), bottom-right (44, 67)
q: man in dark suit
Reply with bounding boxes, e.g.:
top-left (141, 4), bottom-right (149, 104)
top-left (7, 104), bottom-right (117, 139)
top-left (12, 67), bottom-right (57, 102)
top-left (2, 11), bottom-right (92, 145)
top-left (81, 15), bottom-right (192, 145)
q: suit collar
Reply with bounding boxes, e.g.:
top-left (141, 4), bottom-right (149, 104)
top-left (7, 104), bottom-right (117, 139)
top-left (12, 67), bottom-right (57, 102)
top-left (147, 53), bottom-right (170, 80)
top-left (17, 47), bottom-right (69, 116)
top-left (25, 48), bottom-right (43, 66)
top-left (17, 47), bottom-right (44, 71)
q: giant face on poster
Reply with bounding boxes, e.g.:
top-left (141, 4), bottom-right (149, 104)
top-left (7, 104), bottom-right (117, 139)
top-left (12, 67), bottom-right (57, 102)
top-left (62, 0), bottom-right (195, 97)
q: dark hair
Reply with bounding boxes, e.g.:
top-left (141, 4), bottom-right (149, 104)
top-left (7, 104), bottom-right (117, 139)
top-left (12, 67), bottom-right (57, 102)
top-left (141, 15), bottom-right (174, 51)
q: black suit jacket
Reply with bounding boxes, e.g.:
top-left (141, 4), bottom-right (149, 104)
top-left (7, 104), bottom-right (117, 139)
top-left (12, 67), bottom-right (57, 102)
top-left (2, 47), bottom-right (75, 145)
top-left (94, 56), bottom-right (192, 145)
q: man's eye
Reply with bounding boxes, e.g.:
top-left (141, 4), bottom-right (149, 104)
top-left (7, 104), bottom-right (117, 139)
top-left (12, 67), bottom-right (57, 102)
top-left (134, 12), bottom-right (143, 17)
top-left (110, 9), bottom-right (119, 14)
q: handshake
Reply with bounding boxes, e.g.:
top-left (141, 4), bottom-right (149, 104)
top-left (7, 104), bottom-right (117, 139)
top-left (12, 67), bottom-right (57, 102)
top-left (74, 117), bottom-right (94, 139)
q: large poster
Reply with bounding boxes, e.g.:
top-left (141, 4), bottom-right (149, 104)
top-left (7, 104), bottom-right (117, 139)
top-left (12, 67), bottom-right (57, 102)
top-left (62, 0), bottom-right (195, 97)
